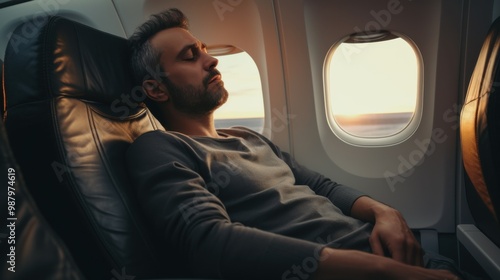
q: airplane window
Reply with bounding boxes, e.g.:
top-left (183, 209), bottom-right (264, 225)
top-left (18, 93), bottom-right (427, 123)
top-left (325, 32), bottom-right (421, 146)
top-left (210, 47), bottom-right (265, 133)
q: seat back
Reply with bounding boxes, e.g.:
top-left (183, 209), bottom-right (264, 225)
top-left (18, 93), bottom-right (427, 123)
top-left (1, 58), bottom-right (4, 119)
top-left (0, 118), bottom-right (86, 280)
top-left (3, 16), bottom-right (168, 278)
top-left (460, 16), bottom-right (500, 247)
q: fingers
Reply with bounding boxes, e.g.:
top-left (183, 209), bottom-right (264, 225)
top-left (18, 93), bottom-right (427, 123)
top-left (397, 238), bottom-right (424, 266)
top-left (369, 234), bottom-right (385, 257)
top-left (389, 237), bottom-right (409, 264)
top-left (368, 207), bottom-right (426, 267)
top-left (412, 243), bottom-right (424, 267)
top-left (399, 233), bottom-right (424, 266)
top-left (370, 229), bottom-right (424, 267)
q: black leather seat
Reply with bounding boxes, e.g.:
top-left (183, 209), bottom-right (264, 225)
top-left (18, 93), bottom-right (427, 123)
top-left (1, 58), bottom-right (4, 119)
top-left (0, 119), bottom-right (86, 280)
top-left (458, 16), bottom-right (500, 280)
top-left (2, 16), bottom-right (171, 279)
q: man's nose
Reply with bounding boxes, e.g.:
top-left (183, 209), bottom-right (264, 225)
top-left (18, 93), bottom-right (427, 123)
top-left (203, 53), bottom-right (219, 70)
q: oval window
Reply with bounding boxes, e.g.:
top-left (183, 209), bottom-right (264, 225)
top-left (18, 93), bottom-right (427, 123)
top-left (324, 32), bottom-right (422, 146)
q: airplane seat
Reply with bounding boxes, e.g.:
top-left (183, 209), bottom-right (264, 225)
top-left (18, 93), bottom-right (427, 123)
top-left (0, 117), bottom-right (86, 280)
top-left (1, 15), bottom-right (196, 279)
top-left (458, 16), bottom-right (500, 280)
top-left (1, 58), bottom-right (4, 120)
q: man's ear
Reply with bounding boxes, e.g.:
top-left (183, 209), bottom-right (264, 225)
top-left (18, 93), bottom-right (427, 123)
top-left (142, 79), bottom-right (169, 102)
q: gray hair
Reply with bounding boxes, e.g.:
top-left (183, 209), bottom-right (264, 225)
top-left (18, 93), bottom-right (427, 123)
top-left (128, 8), bottom-right (189, 116)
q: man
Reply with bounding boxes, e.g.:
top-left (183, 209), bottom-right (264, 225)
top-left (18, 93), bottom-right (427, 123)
top-left (127, 8), bottom-right (465, 280)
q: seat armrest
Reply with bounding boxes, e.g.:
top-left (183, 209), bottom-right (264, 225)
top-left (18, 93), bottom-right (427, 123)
top-left (140, 278), bottom-right (220, 280)
top-left (457, 224), bottom-right (500, 280)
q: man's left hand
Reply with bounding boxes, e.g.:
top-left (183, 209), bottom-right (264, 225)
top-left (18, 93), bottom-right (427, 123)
top-left (350, 196), bottom-right (424, 266)
top-left (369, 206), bottom-right (424, 266)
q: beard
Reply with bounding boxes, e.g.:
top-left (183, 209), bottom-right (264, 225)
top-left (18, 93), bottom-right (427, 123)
top-left (163, 70), bottom-right (229, 116)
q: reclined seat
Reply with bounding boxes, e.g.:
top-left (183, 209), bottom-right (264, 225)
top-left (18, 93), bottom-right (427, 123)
top-left (458, 16), bottom-right (500, 280)
top-left (1, 58), bottom-right (3, 118)
top-left (2, 15), bottom-right (177, 279)
top-left (0, 119), bottom-right (86, 280)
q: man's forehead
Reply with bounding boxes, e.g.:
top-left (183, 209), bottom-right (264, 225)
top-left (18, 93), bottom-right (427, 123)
top-left (150, 27), bottom-right (200, 55)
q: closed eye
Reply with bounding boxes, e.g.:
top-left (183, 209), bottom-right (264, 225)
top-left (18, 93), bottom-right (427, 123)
top-left (179, 42), bottom-right (207, 62)
top-left (182, 48), bottom-right (198, 61)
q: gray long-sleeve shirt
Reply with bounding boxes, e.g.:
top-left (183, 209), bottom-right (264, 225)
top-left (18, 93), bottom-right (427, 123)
top-left (126, 127), bottom-right (372, 279)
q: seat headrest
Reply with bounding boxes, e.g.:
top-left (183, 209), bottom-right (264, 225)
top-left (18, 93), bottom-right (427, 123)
top-left (4, 16), bottom-right (134, 109)
top-left (461, 16), bottom-right (500, 223)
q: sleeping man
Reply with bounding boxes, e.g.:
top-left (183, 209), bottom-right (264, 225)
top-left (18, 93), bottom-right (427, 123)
top-left (126, 8), bottom-right (470, 280)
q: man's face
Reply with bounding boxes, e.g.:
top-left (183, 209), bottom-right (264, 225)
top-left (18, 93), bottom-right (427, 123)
top-left (150, 27), bottom-right (228, 116)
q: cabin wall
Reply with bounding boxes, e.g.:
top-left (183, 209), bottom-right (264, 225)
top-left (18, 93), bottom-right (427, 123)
top-left (275, 0), bottom-right (487, 232)
top-left (0, 0), bottom-right (126, 61)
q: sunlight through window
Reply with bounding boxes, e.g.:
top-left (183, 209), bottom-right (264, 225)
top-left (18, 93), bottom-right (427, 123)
top-left (325, 33), bottom-right (421, 144)
top-left (210, 48), bottom-right (264, 132)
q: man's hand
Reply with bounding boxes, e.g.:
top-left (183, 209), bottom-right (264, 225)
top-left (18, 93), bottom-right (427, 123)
top-left (369, 204), bottom-right (424, 266)
top-left (350, 196), bottom-right (424, 266)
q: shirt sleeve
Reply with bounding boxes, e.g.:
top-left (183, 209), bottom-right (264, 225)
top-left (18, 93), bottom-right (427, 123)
top-left (241, 127), bottom-right (367, 216)
top-left (279, 151), bottom-right (367, 216)
top-left (126, 130), bottom-right (325, 279)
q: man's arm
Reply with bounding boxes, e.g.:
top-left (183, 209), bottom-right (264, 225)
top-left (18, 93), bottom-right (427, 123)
top-left (238, 127), bottom-right (365, 215)
top-left (257, 131), bottom-right (425, 267)
top-left (314, 247), bottom-right (461, 280)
